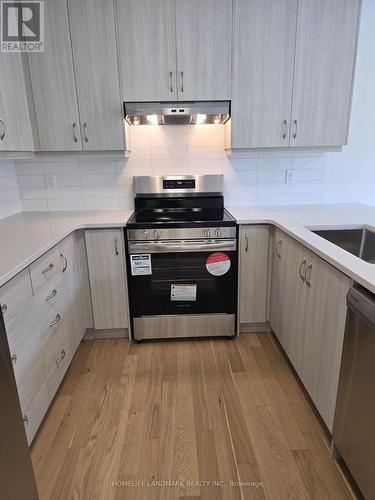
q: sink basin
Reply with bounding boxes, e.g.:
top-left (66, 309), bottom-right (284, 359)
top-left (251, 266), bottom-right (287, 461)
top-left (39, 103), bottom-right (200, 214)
top-left (311, 227), bottom-right (375, 264)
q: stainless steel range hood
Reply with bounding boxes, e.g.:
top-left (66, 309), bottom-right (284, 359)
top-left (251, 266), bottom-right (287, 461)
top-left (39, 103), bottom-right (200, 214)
top-left (124, 101), bottom-right (230, 126)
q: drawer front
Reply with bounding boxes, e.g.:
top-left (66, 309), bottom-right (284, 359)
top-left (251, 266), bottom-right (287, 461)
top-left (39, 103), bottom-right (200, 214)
top-left (15, 356), bottom-right (46, 411)
top-left (0, 268), bottom-right (33, 323)
top-left (44, 319), bottom-right (73, 401)
top-left (22, 380), bottom-right (50, 445)
top-left (30, 246), bottom-right (62, 294)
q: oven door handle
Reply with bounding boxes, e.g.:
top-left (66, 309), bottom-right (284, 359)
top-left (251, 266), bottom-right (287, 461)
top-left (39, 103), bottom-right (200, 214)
top-left (128, 239), bottom-right (237, 253)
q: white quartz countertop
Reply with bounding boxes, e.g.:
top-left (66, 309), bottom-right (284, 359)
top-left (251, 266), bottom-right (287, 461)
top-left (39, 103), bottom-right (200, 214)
top-left (0, 210), bottom-right (132, 287)
top-left (0, 204), bottom-right (375, 294)
top-left (227, 203), bottom-right (375, 294)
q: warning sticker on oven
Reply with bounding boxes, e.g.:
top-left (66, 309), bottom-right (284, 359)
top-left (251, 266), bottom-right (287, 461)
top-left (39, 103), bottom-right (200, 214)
top-left (130, 254), bottom-right (152, 276)
top-left (206, 252), bottom-right (231, 276)
top-left (171, 284), bottom-right (197, 301)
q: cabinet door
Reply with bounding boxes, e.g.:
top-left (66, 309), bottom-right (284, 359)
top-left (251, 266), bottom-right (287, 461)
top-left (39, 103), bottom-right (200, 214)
top-left (300, 253), bottom-right (350, 431)
top-left (68, 0), bottom-right (125, 150)
top-left (239, 225), bottom-right (269, 324)
top-left (0, 53), bottom-right (34, 151)
top-left (116, 0), bottom-right (177, 101)
top-left (175, 0), bottom-right (232, 100)
top-left (28, 0), bottom-right (82, 151)
top-left (231, 0), bottom-right (297, 148)
top-left (85, 229), bottom-right (128, 330)
top-left (291, 0), bottom-right (360, 147)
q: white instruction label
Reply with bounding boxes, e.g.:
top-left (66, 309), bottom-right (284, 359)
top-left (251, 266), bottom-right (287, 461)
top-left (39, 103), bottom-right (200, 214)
top-left (130, 254), bottom-right (152, 276)
top-left (171, 284), bottom-right (197, 301)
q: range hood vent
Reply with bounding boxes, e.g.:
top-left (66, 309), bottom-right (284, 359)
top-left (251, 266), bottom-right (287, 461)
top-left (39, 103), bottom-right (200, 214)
top-left (124, 101), bottom-right (230, 126)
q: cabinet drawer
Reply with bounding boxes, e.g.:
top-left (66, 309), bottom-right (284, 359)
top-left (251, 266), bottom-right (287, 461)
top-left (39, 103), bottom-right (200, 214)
top-left (15, 356), bottom-right (46, 412)
top-left (0, 268), bottom-right (33, 323)
top-left (30, 246), bottom-right (62, 294)
top-left (22, 380), bottom-right (50, 445)
top-left (44, 319), bottom-right (73, 401)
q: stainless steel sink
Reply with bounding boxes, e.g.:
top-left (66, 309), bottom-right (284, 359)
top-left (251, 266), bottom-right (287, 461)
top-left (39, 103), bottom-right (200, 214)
top-left (311, 227), bottom-right (375, 264)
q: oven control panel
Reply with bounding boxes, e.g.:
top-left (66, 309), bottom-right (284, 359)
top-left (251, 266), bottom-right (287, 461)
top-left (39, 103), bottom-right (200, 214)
top-left (162, 179), bottom-right (195, 190)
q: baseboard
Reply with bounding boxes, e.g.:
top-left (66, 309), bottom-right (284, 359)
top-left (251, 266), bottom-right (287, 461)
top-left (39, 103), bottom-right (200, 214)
top-left (240, 322), bottom-right (272, 333)
top-left (84, 328), bottom-right (128, 339)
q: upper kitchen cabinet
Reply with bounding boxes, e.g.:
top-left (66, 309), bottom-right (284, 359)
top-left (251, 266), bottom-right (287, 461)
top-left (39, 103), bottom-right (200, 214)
top-left (68, 0), bottom-right (125, 150)
top-left (117, 0), bottom-right (232, 102)
top-left (116, 0), bottom-right (177, 101)
top-left (27, 0), bottom-right (82, 151)
top-left (231, 0), bottom-right (297, 148)
top-left (290, 0), bottom-right (361, 147)
top-left (175, 0), bottom-right (232, 100)
top-left (0, 53), bottom-right (34, 152)
top-left (229, 0), bottom-right (360, 150)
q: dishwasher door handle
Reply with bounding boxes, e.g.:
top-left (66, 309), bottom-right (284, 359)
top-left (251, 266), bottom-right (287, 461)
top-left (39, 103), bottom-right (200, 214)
top-left (347, 287), bottom-right (375, 325)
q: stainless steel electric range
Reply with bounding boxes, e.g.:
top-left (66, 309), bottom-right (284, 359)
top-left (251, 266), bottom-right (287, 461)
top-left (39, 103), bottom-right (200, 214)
top-left (125, 175), bottom-right (238, 341)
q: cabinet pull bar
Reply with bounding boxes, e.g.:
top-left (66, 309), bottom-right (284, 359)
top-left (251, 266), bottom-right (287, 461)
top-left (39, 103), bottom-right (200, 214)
top-left (114, 236), bottom-right (119, 256)
top-left (244, 233), bottom-right (249, 252)
top-left (72, 122), bottom-right (78, 143)
top-left (180, 71), bottom-right (184, 93)
top-left (42, 263), bottom-right (54, 274)
top-left (83, 122), bottom-right (88, 143)
top-left (305, 263), bottom-right (312, 287)
top-left (46, 289), bottom-right (58, 301)
top-left (299, 259), bottom-right (307, 282)
top-left (169, 71), bottom-right (173, 93)
top-left (1, 303), bottom-right (7, 313)
top-left (276, 240), bottom-right (282, 258)
top-left (49, 314), bottom-right (61, 327)
top-left (23, 415), bottom-right (28, 425)
top-left (55, 349), bottom-right (66, 364)
top-left (293, 119), bottom-right (298, 139)
top-left (0, 119), bottom-right (5, 141)
top-left (11, 354), bottom-right (17, 365)
top-left (282, 119), bottom-right (288, 139)
top-left (60, 252), bottom-right (68, 272)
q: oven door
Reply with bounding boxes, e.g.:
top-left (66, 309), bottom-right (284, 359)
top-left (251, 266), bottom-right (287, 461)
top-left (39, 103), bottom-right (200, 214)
top-left (127, 239), bottom-right (238, 319)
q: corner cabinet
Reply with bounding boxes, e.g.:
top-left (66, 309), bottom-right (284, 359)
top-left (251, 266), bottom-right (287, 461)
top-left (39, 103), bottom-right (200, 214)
top-left (239, 225), bottom-right (270, 325)
top-left (270, 228), bottom-right (351, 431)
top-left (116, 0), bottom-right (232, 102)
top-left (230, 0), bottom-right (361, 149)
top-left (28, 0), bottom-right (125, 151)
top-left (85, 229), bottom-right (128, 331)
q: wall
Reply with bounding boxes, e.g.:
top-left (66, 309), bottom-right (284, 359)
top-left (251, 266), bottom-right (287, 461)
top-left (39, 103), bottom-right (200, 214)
top-left (325, 0), bottom-right (375, 206)
top-left (0, 161), bottom-right (22, 219)
top-left (13, 124), bottom-right (328, 212)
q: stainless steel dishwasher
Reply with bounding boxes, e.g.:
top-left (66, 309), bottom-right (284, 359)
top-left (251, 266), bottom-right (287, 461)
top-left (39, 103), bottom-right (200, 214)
top-left (333, 285), bottom-right (375, 499)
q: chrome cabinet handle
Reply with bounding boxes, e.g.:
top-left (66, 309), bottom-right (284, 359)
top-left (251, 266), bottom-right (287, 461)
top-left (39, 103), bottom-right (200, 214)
top-left (169, 71), bottom-right (173, 93)
top-left (11, 354), bottom-right (17, 365)
top-left (204, 229), bottom-right (210, 238)
top-left (42, 263), bottom-right (54, 274)
top-left (72, 122), bottom-right (78, 143)
top-left (1, 303), bottom-right (7, 313)
top-left (215, 228), bottom-right (222, 238)
top-left (114, 236), bottom-right (119, 255)
top-left (49, 314), bottom-right (61, 327)
top-left (244, 234), bottom-right (249, 252)
top-left (23, 414), bottom-right (29, 425)
top-left (83, 122), bottom-right (88, 143)
top-left (55, 349), bottom-right (66, 364)
top-left (276, 240), bottom-right (282, 258)
top-left (0, 119), bottom-right (5, 141)
top-left (60, 252), bottom-right (68, 272)
top-left (299, 259), bottom-right (307, 282)
top-left (46, 289), bottom-right (57, 301)
top-left (305, 263), bottom-right (312, 287)
top-left (180, 71), bottom-right (184, 93)
top-left (292, 119), bottom-right (298, 139)
top-left (282, 119), bottom-right (288, 139)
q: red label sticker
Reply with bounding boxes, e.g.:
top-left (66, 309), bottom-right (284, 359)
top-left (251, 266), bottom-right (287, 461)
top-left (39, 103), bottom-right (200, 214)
top-left (206, 252), bottom-right (231, 276)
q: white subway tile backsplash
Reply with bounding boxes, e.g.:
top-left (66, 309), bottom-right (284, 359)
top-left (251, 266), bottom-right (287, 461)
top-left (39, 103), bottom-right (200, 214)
top-left (81, 173), bottom-right (118, 186)
top-left (19, 188), bottom-right (47, 200)
top-left (55, 174), bottom-right (81, 188)
top-left (17, 175), bottom-right (45, 188)
top-left (15, 161), bottom-right (43, 175)
top-left (22, 199), bottom-right (48, 211)
top-left (48, 198), bottom-right (84, 211)
top-left (257, 169), bottom-right (286, 183)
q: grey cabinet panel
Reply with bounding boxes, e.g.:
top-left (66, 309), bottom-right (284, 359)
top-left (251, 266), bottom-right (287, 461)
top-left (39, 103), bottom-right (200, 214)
top-left (175, 0), bottom-right (232, 101)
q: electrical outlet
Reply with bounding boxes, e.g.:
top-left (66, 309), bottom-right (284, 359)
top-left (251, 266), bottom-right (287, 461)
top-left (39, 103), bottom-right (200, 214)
top-left (285, 169), bottom-right (294, 184)
top-left (44, 173), bottom-right (56, 189)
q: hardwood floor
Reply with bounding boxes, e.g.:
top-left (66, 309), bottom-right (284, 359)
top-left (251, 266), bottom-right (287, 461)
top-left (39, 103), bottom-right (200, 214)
top-left (31, 333), bottom-right (354, 500)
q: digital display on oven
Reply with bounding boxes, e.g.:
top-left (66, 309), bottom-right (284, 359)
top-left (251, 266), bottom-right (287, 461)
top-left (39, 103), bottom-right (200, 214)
top-left (163, 179), bottom-right (196, 189)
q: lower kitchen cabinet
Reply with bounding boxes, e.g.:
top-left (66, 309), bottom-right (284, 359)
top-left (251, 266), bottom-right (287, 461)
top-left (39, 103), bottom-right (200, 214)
top-left (85, 229), bottom-right (128, 330)
top-left (0, 232), bottom-right (93, 444)
top-left (239, 225), bottom-right (269, 324)
top-left (270, 228), bottom-right (351, 431)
